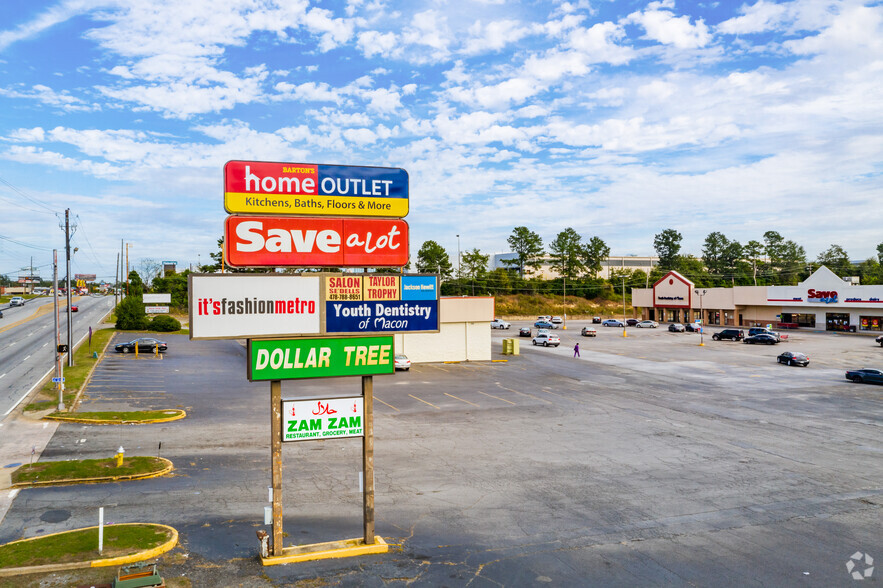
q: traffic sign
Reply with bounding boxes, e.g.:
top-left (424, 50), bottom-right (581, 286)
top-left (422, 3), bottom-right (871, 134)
top-left (52, 377), bottom-right (65, 383)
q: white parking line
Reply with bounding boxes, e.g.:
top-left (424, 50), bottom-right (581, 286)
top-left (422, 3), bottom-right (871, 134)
top-left (23, 355), bottom-right (31, 361)
top-left (0, 373), bottom-right (5, 379)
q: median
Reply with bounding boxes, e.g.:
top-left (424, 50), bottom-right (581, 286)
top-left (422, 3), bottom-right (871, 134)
top-left (11, 456), bottom-right (172, 488)
top-left (43, 409), bottom-right (186, 425)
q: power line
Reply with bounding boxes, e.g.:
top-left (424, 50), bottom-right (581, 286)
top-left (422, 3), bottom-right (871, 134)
top-left (0, 233), bottom-right (53, 251)
top-left (0, 175), bottom-right (57, 214)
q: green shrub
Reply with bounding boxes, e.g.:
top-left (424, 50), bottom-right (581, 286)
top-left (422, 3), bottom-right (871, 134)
top-left (150, 315), bottom-right (181, 332)
top-left (115, 296), bottom-right (149, 330)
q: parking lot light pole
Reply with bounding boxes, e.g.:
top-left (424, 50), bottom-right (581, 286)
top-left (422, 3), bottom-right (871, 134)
top-left (621, 276), bottom-right (627, 337)
top-left (695, 289), bottom-right (708, 346)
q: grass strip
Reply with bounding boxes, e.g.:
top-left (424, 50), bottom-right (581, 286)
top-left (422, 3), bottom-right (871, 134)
top-left (0, 524), bottom-right (171, 569)
top-left (12, 456), bottom-right (167, 485)
top-left (45, 409), bottom-right (185, 423)
top-left (25, 328), bottom-right (115, 412)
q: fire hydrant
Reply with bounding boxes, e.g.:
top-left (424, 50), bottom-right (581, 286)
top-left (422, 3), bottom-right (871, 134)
top-left (115, 446), bottom-right (125, 467)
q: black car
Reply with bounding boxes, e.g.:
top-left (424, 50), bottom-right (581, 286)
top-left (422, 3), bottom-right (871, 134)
top-left (519, 327), bottom-right (531, 337)
top-left (845, 368), bottom-right (883, 384)
top-left (877, 335), bottom-right (883, 347)
top-left (684, 323), bottom-right (700, 332)
top-left (592, 317), bottom-right (601, 324)
top-left (748, 327), bottom-right (780, 341)
top-left (712, 329), bottom-right (744, 341)
top-left (744, 333), bottom-right (778, 345)
top-left (777, 351), bottom-right (809, 366)
top-left (115, 337), bottom-right (168, 353)
top-left (668, 323), bottom-right (685, 332)
top-left (626, 318), bottom-right (640, 327)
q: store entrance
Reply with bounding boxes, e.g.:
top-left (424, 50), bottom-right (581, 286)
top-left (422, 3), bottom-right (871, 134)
top-left (826, 313), bottom-right (850, 331)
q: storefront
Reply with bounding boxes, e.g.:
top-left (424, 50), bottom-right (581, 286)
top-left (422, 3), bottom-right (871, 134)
top-left (632, 266), bottom-right (883, 334)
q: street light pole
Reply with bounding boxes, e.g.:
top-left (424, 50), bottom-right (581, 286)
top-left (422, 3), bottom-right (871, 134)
top-left (695, 289), bottom-right (708, 346)
top-left (456, 234), bottom-right (461, 291)
top-left (621, 276), bottom-right (627, 338)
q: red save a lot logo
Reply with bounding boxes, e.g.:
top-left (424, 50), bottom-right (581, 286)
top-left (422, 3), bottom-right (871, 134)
top-left (225, 216), bottom-right (408, 268)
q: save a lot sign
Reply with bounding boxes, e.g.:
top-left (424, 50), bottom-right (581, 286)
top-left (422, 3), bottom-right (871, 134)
top-left (224, 160), bottom-right (409, 218)
top-left (247, 336), bottom-right (394, 381)
top-left (282, 397), bottom-right (364, 442)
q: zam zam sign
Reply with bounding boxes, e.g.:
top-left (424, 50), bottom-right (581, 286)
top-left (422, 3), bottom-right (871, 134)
top-left (282, 397), bottom-right (364, 442)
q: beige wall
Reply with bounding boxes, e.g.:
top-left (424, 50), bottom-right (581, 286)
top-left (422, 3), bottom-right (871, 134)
top-left (632, 288), bottom-right (653, 307)
top-left (393, 296), bottom-right (493, 363)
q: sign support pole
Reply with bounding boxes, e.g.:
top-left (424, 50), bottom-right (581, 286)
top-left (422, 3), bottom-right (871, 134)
top-left (270, 379), bottom-right (283, 556)
top-left (362, 375), bottom-right (375, 544)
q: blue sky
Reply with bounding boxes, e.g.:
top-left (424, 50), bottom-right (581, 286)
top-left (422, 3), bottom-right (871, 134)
top-left (0, 0), bottom-right (881, 282)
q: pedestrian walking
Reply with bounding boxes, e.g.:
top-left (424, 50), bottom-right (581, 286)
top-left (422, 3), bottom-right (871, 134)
top-left (573, 342), bottom-right (580, 358)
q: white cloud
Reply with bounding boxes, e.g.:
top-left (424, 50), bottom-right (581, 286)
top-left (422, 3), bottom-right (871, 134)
top-left (462, 20), bottom-right (532, 54)
top-left (717, 0), bottom-right (788, 34)
top-left (626, 4), bottom-right (711, 48)
top-left (357, 30), bottom-right (398, 58)
top-left (0, 84), bottom-right (92, 111)
top-left (274, 81), bottom-right (342, 103)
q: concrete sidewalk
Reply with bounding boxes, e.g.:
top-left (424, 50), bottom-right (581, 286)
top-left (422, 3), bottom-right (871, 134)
top-left (0, 410), bottom-right (60, 526)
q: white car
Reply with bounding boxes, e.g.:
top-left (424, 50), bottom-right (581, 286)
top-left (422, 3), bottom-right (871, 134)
top-left (550, 316), bottom-right (563, 324)
top-left (394, 354), bottom-right (411, 371)
top-left (637, 320), bottom-right (659, 328)
top-left (532, 333), bottom-right (560, 347)
top-left (9, 296), bottom-right (25, 307)
top-left (490, 319), bottom-right (510, 329)
top-left (581, 327), bottom-right (597, 337)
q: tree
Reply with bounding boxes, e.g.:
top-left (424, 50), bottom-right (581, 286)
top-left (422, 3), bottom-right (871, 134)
top-left (150, 272), bottom-right (189, 309)
top-left (702, 232), bottom-right (729, 276)
top-left (138, 258), bottom-right (162, 286)
top-left (416, 240), bottom-right (452, 279)
top-left (816, 244), bottom-right (852, 276)
top-left (115, 295), bottom-right (148, 330)
top-left (461, 248), bottom-right (489, 280)
top-left (581, 236), bottom-right (610, 278)
top-left (548, 228), bottom-right (585, 280)
top-left (505, 226), bottom-right (544, 277)
top-left (744, 240), bottom-right (764, 285)
top-left (653, 229), bottom-right (683, 271)
top-left (878, 242), bottom-right (883, 264)
top-left (763, 231), bottom-right (785, 265)
top-left (127, 270), bottom-right (144, 297)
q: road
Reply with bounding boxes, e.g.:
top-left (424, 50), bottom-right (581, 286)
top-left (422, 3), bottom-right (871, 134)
top-left (0, 295), bottom-right (115, 418)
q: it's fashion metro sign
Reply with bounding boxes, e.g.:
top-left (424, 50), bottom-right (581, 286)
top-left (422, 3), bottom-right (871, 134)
top-left (224, 160), bottom-right (408, 218)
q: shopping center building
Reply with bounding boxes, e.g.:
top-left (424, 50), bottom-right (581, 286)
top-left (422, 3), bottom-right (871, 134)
top-left (632, 266), bottom-right (883, 333)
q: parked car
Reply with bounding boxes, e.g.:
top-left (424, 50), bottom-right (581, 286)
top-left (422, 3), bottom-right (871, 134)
top-left (602, 319), bottom-right (624, 327)
top-left (581, 327), bottom-right (597, 337)
top-left (70, 305), bottom-right (78, 312)
top-left (534, 320), bottom-right (556, 329)
top-left (626, 318), bottom-right (640, 327)
top-left (668, 323), bottom-right (685, 332)
top-left (744, 333), bottom-right (779, 345)
top-left (748, 327), bottom-right (780, 341)
top-left (550, 316), bottom-right (563, 324)
top-left (777, 351), bottom-right (809, 366)
top-left (394, 354), bottom-right (411, 371)
top-left (0, 310), bottom-right (4, 319)
top-left (519, 327), bottom-right (532, 337)
top-left (490, 318), bottom-right (510, 329)
top-left (537, 315), bottom-right (552, 322)
top-left (876, 335), bottom-right (883, 347)
top-left (592, 316), bottom-right (602, 324)
top-left (712, 329), bottom-right (744, 341)
top-left (845, 368), bottom-right (883, 384)
top-left (637, 320), bottom-right (658, 328)
top-left (9, 296), bottom-right (25, 307)
top-left (685, 323), bottom-right (701, 332)
top-left (114, 337), bottom-right (167, 353)
top-left (532, 333), bottom-right (560, 347)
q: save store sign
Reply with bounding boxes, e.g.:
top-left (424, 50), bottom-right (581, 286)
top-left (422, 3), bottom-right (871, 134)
top-left (247, 336), bottom-right (394, 381)
top-left (282, 397), bottom-right (364, 442)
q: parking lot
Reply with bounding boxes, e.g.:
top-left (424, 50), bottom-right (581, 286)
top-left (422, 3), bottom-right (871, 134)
top-left (1, 324), bottom-right (880, 586)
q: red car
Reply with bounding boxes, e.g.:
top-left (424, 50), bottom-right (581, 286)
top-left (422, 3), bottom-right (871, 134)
top-left (70, 305), bottom-right (78, 312)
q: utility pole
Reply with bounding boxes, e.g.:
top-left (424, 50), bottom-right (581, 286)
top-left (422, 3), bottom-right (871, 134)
top-left (126, 243), bottom-right (130, 295)
top-left (53, 250), bottom-right (64, 411)
top-left (64, 209), bottom-right (74, 367)
top-left (621, 276), bottom-right (627, 338)
top-left (115, 252), bottom-right (120, 306)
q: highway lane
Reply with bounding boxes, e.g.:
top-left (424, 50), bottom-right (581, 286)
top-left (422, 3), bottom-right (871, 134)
top-left (0, 295), bottom-right (115, 418)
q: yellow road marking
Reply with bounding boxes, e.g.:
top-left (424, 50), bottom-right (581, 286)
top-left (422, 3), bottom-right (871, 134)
top-left (374, 396), bottom-right (399, 412)
top-left (408, 394), bottom-right (440, 409)
top-left (444, 393), bottom-right (479, 407)
top-left (476, 391), bottom-right (516, 405)
top-left (0, 297), bottom-right (81, 334)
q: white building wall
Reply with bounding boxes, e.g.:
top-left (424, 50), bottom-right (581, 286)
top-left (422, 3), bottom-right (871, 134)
top-left (393, 296), bottom-right (495, 363)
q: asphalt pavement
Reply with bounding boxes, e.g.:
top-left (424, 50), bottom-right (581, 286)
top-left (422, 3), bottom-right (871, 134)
top-left (0, 322), bottom-right (880, 586)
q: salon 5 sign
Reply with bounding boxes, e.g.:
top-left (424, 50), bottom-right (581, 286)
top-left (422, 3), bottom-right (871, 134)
top-left (225, 216), bottom-right (409, 268)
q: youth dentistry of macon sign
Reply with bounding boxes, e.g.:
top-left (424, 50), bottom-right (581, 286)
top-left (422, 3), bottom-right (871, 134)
top-left (282, 397), bottom-right (364, 442)
top-left (248, 336), bottom-right (394, 381)
top-left (224, 215), bottom-right (408, 268)
top-left (224, 160), bottom-right (409, 218)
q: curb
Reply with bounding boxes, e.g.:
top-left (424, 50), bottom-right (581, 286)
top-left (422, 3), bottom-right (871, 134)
top-left (43, 410), bottom-right (187, 425)
top-left (11, 457), bottom-right (174, 489)
top-left (0, 523), bottom-right (178, 577)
